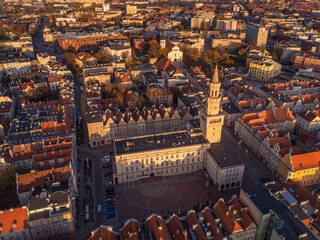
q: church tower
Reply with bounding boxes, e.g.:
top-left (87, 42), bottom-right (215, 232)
top-left (200, 65), bottom-right (224, 143)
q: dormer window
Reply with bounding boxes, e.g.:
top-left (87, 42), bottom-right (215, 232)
top-left (12, 223), bottom-right (17, 228)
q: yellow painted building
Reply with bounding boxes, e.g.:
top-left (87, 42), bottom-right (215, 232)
top-left (277, 151), bottom-right (320, 186)
top-left (249, 59), bottom-right (282, 80)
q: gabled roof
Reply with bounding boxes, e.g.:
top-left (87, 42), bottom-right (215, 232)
top-left (89, 225), bottom-right (119, 240)
top-left (155, 57), bottom-right (182, 76)
top-left (120, 219), bottom-right (141, 240)
top-left (20, 82), bottom-right (35, 91)
top-left (17, 166), bottom-right (70, 193)
top-left (144, 215), bottom-right (172, 240)
top-left (0, 207), bottom-right (28, 234)
top-left (167, 214), bottom-right (189, 240)
top-left (291, 152), bottom-right (320, 171)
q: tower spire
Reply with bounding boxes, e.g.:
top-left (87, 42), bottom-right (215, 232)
top-left (212, 65), bottom-right (219, 83)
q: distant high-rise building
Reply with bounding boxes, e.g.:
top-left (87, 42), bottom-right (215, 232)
top-left (126, 4), bottom-right (137, 15)
top-left (245, 24), bottom-right (268, 47)
top-left (216, 20), bottom-right (237, 31)
top-left (103, 3), bottom-right (110, 12)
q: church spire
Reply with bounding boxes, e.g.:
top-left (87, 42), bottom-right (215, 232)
top-left (212, 65), bottom-right (219, 83)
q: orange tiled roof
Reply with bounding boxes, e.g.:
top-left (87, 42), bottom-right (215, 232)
top-left (144, 215), bottom-right (171, 240)
top-left (119, 219), bottom-right (141, 240)
top-left (201, 208), bottom-right (224, 240)
top-left (167, 215), bottom-right (189, 240)
top-left (17, 166), bottom-right (70, 193)
top-left (185, 211), bottom-right (207, 240)
top-left (89, 226), bottom-right (119, 240)
top-left (20, 82), bottom-right (35, 91)
top-left (0, 207), bottom-right (28, 234)
top-left (291, 152), bottom-right (320, 171)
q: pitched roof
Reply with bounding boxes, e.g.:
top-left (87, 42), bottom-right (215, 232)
top-left (212, 65), bottom-right (219, 83)
top-left (120, 219), bottom-right (141, 240)
top-left (88, 225), bottom-right (119, 240)
top-left (291, 151), bottom-right (320, 171)
top-left (155, 57), bottom-right (182, 76)
top-left (17, 166), bottom-right (70, 193)
top-left (0, 207), bottom-right (28, 234)
top-left (144, 215), bottom-right (172, 240)
top-left (167, 215), bottom-right (189, 240)
top-left (20, 82), bottom-right (35, 91)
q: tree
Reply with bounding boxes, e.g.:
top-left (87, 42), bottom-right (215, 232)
top-left (93, 52), bottom-right (103, 63)
top-left (207, 50), bottom-right (221, 63)
top-left (147, 40), bottom-right (160, 58)
top-left (272, 46), bottom-right (283, 61)
top-left (121, 51), bottom-right (129, 61)
top-left (171, 87), bottom-right (183, 104)
top-left (237, 48), bottom-right (247, 62)
top-left (63, 52), bottom-right (75, 65)
top-left (159, 48), bottom-right (168, 58)
top-left (131, 49), bottom-right (136, 59)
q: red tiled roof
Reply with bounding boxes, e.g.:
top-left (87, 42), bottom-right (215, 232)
top-left (89, 226), bottom-right (119, 240)
top-left (144, 215), bottom-right (171, 240)
top-left (201, 208), bottom-right (224, 240)
top-left (291, 152), bottom-right (320, 171)
top-left (167, 215), bottom-right (189, 240)
top-left (48, 75), bottom-right (63, 84)
top-left (20, 82), bottom-right (35, 91)
top-left (119, 219), bottom-right (141, 240)
top-left (185, 211), bottom-right (207, 240)
top-left (17, 166), bottom-right (70, 193)
top-left (155, 57), bottom-right (182, 76)
top-left (0, 207), bottom-right (28, 234)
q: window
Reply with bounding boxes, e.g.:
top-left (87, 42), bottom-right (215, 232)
top-left (64, 223), bottom-right (68, 229)
top-left (55, 226), bottom-right (60, 232)
top-left (45, 228), bottom-right (50, 234)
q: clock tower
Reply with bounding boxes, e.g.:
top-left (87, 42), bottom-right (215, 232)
top-left (200, 65), bottom-right (224, 143)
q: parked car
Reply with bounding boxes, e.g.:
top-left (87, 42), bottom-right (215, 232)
top-left (97, 205), bottom-right (102, 213)
top-left (106, 202), bottom-right (114, 207)
top-left (106, 194), bottom-right (115, 198)
top-left (104, 181), bottom-right (113, 186)
top-left (101, 157), bottom-right (110, 163)
top-left (104, 172), bottom-right (112, 177)
top-left (106, 198), bottom-right (115, 202)
top-left (105, 186), bottom-right (114, 191)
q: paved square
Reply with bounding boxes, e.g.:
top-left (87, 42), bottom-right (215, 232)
top-left (114, 171), bottom-right (257, 223)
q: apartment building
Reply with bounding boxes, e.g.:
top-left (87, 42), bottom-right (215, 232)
top-left (0, 207), bottom-right (32, 240)
top-left (277, 151), bottom-right (320, 186)
top-left (0, 58), bottom-right (31, 77)
top-left (58, 32), bottom-right (129, 51)
top-left (294, 54), bottom-right (320, 72)
top-left (112, 130), bottom-right (210, 184)
top-left (191, 12), bottom-right (215, 29)
top-left (260, 135), bottom-right (300, 175)
top-left (240, 183), bottom-right (318, 240)
top-left (211, 38), bottom-right (242, 50)
top-left (86, 106), bottom-right (184, 147)
top-left (248, 59), bottom-right (282, 80)
top-left (245, 24), bottom-right (268, 47)
top-left (296, 107), bottom-right (320, 133)
top-left (0, 96), bottom-right (15, 120)
top-left (28, 182), bottom-right (76, 240)
top-left (235, 106), bottom-right (296, 140)
top-left (216, 19), bottom-right (238, 31)
top-left (213, 196), bottom-right (257, 240)
top-left (16, 166), bottom-right (71, 206)
top-left (126, 4), bottom-right (137, 15)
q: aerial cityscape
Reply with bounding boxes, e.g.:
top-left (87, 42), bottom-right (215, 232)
top-left (0, 0), bottom-right (320, 239)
